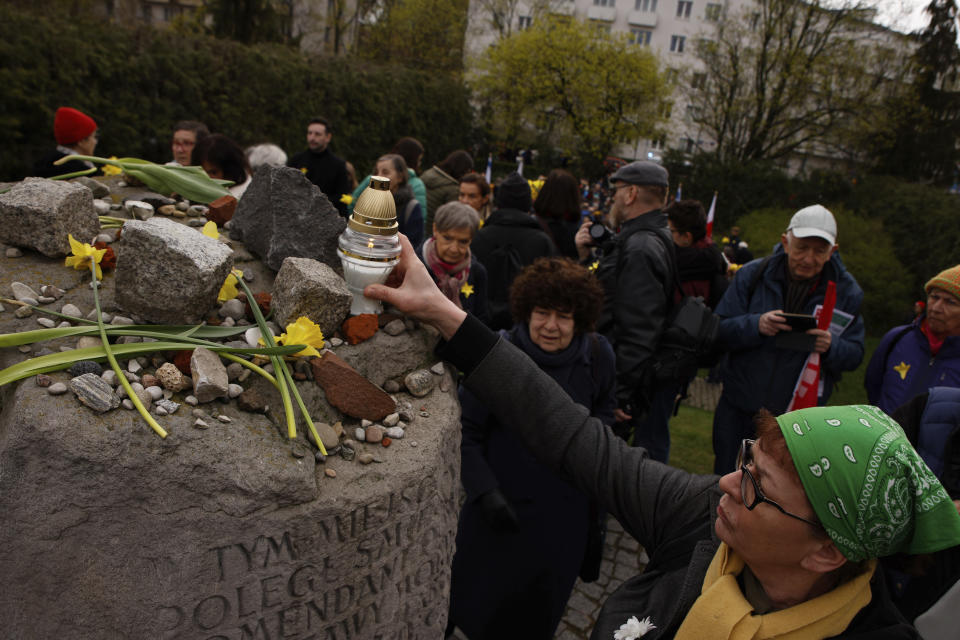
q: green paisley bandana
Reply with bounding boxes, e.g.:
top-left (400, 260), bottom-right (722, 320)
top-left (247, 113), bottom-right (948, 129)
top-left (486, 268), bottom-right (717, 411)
top-left (777, 405), bottom-right (960, 562)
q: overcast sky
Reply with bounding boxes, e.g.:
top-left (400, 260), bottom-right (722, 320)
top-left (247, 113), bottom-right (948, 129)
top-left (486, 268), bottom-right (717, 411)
top-left (869, 0), bottom-right (932, 33)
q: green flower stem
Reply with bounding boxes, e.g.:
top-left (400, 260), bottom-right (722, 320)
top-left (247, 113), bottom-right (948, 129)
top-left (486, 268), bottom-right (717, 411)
top-left (89, 261), bottom-right (167, 438)
top-left (50, 168), bottom-right (97, 180)
top-left (220, 352), bottom-right (278, 390)
top-left (281, 363), bottom-right (327, 456)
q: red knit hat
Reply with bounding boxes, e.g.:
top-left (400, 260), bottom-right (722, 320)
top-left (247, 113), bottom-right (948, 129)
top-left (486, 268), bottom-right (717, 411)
top-left (54, 107), bottom-right (97, 145)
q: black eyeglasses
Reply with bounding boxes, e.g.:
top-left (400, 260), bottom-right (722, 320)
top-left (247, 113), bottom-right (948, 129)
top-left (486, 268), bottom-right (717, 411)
top-left (737, 439), bottom-right (821, 528)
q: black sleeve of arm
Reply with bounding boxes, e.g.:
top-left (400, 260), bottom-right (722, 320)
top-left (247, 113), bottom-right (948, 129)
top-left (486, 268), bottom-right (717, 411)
top-left (435, 313), bottom-right (499, 376)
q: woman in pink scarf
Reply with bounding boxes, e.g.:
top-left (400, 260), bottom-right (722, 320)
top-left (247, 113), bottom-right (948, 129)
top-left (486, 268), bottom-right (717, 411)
top-left (420, 202), bottom-right (491, 327)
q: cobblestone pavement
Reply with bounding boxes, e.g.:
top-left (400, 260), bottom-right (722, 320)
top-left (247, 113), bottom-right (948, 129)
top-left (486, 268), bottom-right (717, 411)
top-left (450, 515), bottom-right (647, 640)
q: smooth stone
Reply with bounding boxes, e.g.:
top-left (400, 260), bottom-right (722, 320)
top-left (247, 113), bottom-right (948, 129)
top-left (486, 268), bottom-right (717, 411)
top-left (219, 298), bottom-right (246, 320)
top-left (220, 316), bottom-right (235, 327)
top-left (47, 382), bottom-right (68, 395)
top-left (94, 232), bottom-right (114, 244)
top-left (194, 418), bottom-right (209, 429)
top-left (216, 415), bottom-right (232, 423)
top-left (185, 395), bottom-right (198, 406)
top-left (18, 345), bottom-right (31, 353)
top-left (175, 201), bottom-right (189, 211)
top-left (36, 317), bottom-right (55, 328)
top-left (155, 406), bottom-right (169, 416)
top-left (101, 370), bottom-right (117, 386)
top-left (40, 285), bottom-right (65, 299)
top-left (364, 425), bottom-right (385, 443)
top-left (122, 399), bottom-right (135, 410)
top-left (324, 469), bottom-right (337, 478)
top-left (127, 359), bottom-right (142, 374)
top-left (354, 427), bottom-right (366, 442)
top-left (157, 204), bottom-right (177, 216)
top-left (5, 247), bottom-right (22, 258)
top-left (188, 204), bottom-right (207, 217)
top-left (145, 386), bottom-right (163, 401)
top-left (124, 200), bottom-right (154, 220)
top-left (77, 336), bottom-right (103, 350)
top-left (382, 319), bottom-right (406, 336)
top-left (361, 419), bottom-right (373, 428)
top-left (61, 303), bottom-right (82, 318)
top-left (430, 362), bottom-right (445, 375)
top-left (244, 327), bottom-right (262, 348)
top-left (11, 282), bottom-right (40, 302)
top-left (225, 362), bottom-right (244, 381)
top-left (313, 423), bottom-right (340, 450)
top-left (134, 389), bottom-right (153, 410)
top-left (110, 315), bottom-right (134, 325)
top-left (404, 369), bottom-right (436, 397)
top-left (21, 297), bottom-right (39, 306)
top-left (188, 218), bottom-right (205, 227)
top-left (358, 453), bottom-right (375, 465)
top-left (227, 384), bottom-right (243, 399)
top-left (329, 337), bottom-right (343, 347)
top-left (382, 412), bottom-right (400, 427)
top-left (385, 426), bottom-right (404, 439)
top-left (56, 321), bottom-right (71, 328)
top-left (383, 380), bottom-right (400, 393)
top-left (14, 306), bottom-right (32, 318)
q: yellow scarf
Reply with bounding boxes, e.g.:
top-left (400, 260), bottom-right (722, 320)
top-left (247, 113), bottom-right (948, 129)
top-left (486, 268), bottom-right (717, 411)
top-left (674, 543), bottom-right (876, 640)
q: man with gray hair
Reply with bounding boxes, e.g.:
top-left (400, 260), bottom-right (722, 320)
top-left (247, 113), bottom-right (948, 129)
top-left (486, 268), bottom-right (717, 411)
top-left (711, 205), bottom-right (865, 474)
top-left (575, 161), bottom-right (677, 461)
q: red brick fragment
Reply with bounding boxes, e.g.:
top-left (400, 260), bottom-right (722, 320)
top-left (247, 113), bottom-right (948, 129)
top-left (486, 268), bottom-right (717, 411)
top-left (310, 352), bottom-right (395, 421)
top-left (173, 349), bottom-right (194, 375)
top-left (341, 314), bottom-right (378, 345)
top-left (381, 437), bottom-right (392, 448)
top-left (206, 195), bottom-right (238, 226)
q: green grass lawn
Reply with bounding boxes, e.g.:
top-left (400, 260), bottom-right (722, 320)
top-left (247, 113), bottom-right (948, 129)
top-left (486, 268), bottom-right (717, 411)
top-left (669, 335), bottom-right (882, 476)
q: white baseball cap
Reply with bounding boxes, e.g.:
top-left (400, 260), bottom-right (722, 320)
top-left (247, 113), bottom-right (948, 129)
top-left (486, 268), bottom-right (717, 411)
top-left (787, 205), bottom-right (837, 245)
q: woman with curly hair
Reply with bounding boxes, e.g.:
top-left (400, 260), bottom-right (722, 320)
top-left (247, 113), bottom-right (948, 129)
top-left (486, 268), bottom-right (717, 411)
top-left (447, 257), bottom-right (616, 640)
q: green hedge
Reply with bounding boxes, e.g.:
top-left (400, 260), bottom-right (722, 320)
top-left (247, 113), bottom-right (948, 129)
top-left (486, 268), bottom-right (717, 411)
top-left (0, 8), bottom-right (473, 181)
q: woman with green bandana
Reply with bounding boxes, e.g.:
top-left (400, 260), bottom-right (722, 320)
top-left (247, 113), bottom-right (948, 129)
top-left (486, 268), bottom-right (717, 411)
top-left (364, 234), bottom-right (960, 640)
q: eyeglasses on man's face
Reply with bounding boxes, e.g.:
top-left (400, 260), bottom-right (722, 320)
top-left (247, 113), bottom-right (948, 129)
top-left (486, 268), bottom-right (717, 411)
top-left (736, 439), bottom-right (822, 528)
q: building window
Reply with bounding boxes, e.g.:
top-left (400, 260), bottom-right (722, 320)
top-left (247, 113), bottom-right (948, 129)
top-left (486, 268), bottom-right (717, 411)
top-left (691, 72), bottom-right (706, 89)
top-left (685, 138), bottom-right (696, 153)
top-left (518, 15), bottom-right (532, 29)
top-left (670, 35), bottom-right (686, 53)
top-left (664, 68), bottom-right (678, 83)
top-left (705, 3), bottom-right (721, 21)
top-left (685, 104), bottom-right (701, 121)
top-left (630, 28), bottom-right (652, 45)
top-left (635, 0), bottom-right (657, 10)
top-left (594, 0), bottom-right (616, 6)
top-left (660, 101), bottom-right (673, 118)
top-left (750, 12), bottom-right (761, 30)
top-left (650, 135), bottom-right (666, 149)
top-left (677, 0), bottom-right (692, 19)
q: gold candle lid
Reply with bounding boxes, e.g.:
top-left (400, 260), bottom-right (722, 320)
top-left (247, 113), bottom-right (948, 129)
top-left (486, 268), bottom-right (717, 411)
top-left (348, 176), bottom-right (398, 235)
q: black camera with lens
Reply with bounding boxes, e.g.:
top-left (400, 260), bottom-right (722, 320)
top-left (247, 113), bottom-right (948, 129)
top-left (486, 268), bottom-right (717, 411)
top-left (589, 222), bottom-right (613, 246)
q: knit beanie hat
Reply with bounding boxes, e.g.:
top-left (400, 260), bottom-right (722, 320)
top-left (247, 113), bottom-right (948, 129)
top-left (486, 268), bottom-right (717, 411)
top-left (925, 264), bottom-right (960, 301)
top-left (54, 107), bottom-right (97, 146)
top-left (495, 172), bottom-right (532, 212)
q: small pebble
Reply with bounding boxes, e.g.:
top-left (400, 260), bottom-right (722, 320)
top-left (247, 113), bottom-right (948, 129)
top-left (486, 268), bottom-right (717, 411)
top-left (430, 362), bottom-right (445, 375)
top-left (382, 319), bottom-right (406, 336)
top-left (383, 412), bottom-right (400, 427)
top-left (155, 399), bottom-right (179, 414)
top-left (221, 317), bottom-right (236, 327)
top-left (155, 406), bottom-right (168, 416)
top-left (216, 415), bottom-right (232, 423)
top-left (94, 232), bottom-right (114, 244)
top-left (361, 419), bottom-right (373, 428)
top-left (358, 453), bottom-right (375, 465)
top-left (385, 426), bottom-right (404, 439)
top-left (225, 363), bottom-right (244, 381)
top-left (35, 297), bottom-right (53, 305)
top-left (145, 386), bottom-right (163, 401)
top-left (175, 201), bottom-right (189, 211)
top-left (398, 409), bottom-right (415, 423)
top-left (18, 345), bottom-right (31, 353)
top-left (241, 269), bottom-right (253, 282)
top-left (56, 321), bottom-right (71, 328)
top-left (185, 395), bottom-right (198, 406)
top-left (410, 441), bottom-right (418, 447)
top-left (5, 247), bottom-right (22, 258)
top-left (194, 418), bottom-right (209, 429)
top-left (40, 285), bottom-right (65, 299)
top-left (141, 374), bottom-right (158, 387)
top-left (381, 437), bottom-right (392, 447)
top-left (110, 315), bottom-right (134, 325)
top-left (60, 303), bottom-right (82, 318)
top-left (14, 306), bottom-right (32, 318)
top-left (188, 218), bottom-right (205, 227)
top-left (101, 370), bottom-right (117, 386)
top-left (122, 399), bottom-right (135, 410)
top-left (354, 427), bottom-right (366, 442)
top-left (365, 425), bottom-right (385, 443)
top-left (329, 337), bottom-right (343, 347)
top-left (127, 359), bottom-right (142, 374)
top-left (314, 451), bottom-right (326, 463)
top-left (35, 374), bottom-right (52, 387)
top-left (324, 469), bottom-right (337, 478)
top-left (227, 384), bottom-right (243, 398)
top-left (419, 410), bottom-right (430, 418)
top-left (384, 380), bottom-right (400, 393)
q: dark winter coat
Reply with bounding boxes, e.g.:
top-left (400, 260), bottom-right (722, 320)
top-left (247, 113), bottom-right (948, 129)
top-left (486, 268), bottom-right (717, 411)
top-left (436, 314), bottom-right (918, 640)
top-left (675, 240), bottom-right (728, 309)
top-left (594, 210), bottom-right (676, 410)
top-left (864, 317), bottom-right (960, 414)
top-left (714, 245), bottom-right (865, 414)
top-left (420, 165), bottom-right (459, 233)
top-left (450, 324), bottom-right (616, 640)
top-left (32, 148), bottom-right (98, 179)
top-left (287, 147), bottom-right (350, 216)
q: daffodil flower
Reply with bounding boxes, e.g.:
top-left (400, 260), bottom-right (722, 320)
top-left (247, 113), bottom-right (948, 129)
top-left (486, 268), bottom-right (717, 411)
top-left (202, 221), bottom-right (219, 239)
top-left (64, 234), bottom-right (108, 280)
top-left (101, 157), bottom-right (123, 177)
top-left (589, 261), bottom-right (600, 272)
top-left (339, 193), bottom-right (354, 205)
top-left (217, 268), bottom-right (244, 303)
top-left (277, 317), bottom-right (325, 357)
top-left (460, 282), bottom-right (475, 298)
top-left (300, 167), bottom-right (308, 175)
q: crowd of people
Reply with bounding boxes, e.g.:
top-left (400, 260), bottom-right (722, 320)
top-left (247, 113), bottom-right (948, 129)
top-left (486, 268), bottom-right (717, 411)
top-left (29, 107), bottom-right (960, 640)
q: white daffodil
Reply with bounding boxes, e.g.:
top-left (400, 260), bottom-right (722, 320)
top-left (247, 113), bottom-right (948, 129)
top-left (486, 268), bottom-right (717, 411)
top-left (613, 615), bottom-right (656, 640)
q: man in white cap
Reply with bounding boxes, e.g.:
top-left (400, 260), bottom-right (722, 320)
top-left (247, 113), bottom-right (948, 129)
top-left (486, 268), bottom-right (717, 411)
top-left (710, 205), bottom-right (865, 474)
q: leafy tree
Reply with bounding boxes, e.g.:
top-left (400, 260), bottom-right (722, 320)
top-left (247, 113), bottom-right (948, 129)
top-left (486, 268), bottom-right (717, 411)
top-left (205, 0), bottom-right (295, 45)
top-left (684, 0), bottom-right (888, 163)
top-left (359, 0), bottom-right (470, 74)
top-left (471, 17), bottom-right (667, 177)
top-left (468, 0), bottom-right (566, 40)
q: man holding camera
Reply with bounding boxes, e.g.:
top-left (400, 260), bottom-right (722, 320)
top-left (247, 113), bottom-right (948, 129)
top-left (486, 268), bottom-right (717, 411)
top-left (575, 161), bottom-right (677, 461)
top-left (711, 205), bottom-right (865, 474)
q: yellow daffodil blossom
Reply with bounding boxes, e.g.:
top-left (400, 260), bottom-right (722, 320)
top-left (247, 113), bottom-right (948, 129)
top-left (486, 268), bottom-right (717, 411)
top-left (339, 193), bottom-right (354, 205)
top-left (300, 167), bottom-right (308, 175)
top-left (460, 282), bottom-right (475, 299)
top-left (217, 268), bottom-right (244, 302)
top-left (528, 179), bottom-right (545, 201)
top-left (101, 157), bottom-right (123, 177)
top-left (277, 317), bottom-right (325, 357)
top-left (64, 234), bottom-right (107, 280)
top-left (589, 261), bottom-right (600, 273)
top-left (202, 220), bottom-right (219, 239)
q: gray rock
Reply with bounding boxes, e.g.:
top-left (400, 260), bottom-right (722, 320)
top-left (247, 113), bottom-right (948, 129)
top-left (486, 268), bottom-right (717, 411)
top-left (116, 218), bottom-right (233, 324)
top-left (184, 395), bottom-right (198, 406)
top-left (41, 286), bottom-right (67, 300)
top-left (385, 426), bottom-right (405, 439)
top-left (101, 370), bottom-right (117, 386)
top-left (404, 369), bottom-right (437, 397)
top-left (430, 361), bottom-right (446, 375)
top-left (244, 327), bottom-right (263, 348)
top-left (329, 337), bottom-right (343, 347)
top-left (69, 373), bottom-right (120, 412)
top-left (383, 319), bottom-right (407, 336)
top-left (126, 193), bottom-right (174, 210)
top-left (311, 423), bottom-right (340, 450)
top-left (73, 176), bottom-right (110, 198)
top-left (126, 359), bottom-right (142, 374)
top-left (218, 298), bottom-right (245, 320)
top-left (14, 306), bottom-right (32, 318)
top-left (227, 383), bottom-right (243, 399)
top-left (384, 379), bottom-right (401, 393)
top-left (187, 218), bottom-right (205, 228)
top-left (109, 315), bottom-right (133, 325)
top-left (225, 362), bottom-right (244, 381)
top-left (121, 399), bottom-right (134, 410)
top-left (190, 347), bottom-right (229, 403)
top-left (175, 201), bottom-right (189, 212)
top-left (145, 386), bottom-right (163, 401)
top-left (354, 427), bottom-right (366, 441)
top-left (11, 282), bottom-right (40, 303)
top-left (231, 165), bottom-right (346, 271)
top-left (365, 425), bottom-right (385, 443)
top-left (93, 199), bottom-right (111, 214)
top-left (193, 418), bottom-right (209, 429)
top-left (271, 257), bottom-right (351, 336)
top-left (36, 317), bottom-right (55, 328)
top-left (5, 247), bottom-right (22, 258)
top-left (188, 204), bottom-right (207, 217)
top-left (47, 382), bottom-right (68, 395)
top-left (123, 200), bottom-right (154, 220)
top-left (60, 303), bottom-right (82, 319)
top-left (383, 412), bottom-right (400, 427)
top-left (0, 178), bottom-right (100, 257)
top-left (220, 316), bottom-right (235, 327)
top-left (94, 232), bottom-right (114, 244)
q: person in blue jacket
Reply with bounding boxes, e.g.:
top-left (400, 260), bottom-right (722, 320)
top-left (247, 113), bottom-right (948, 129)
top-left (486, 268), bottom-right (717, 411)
top-left (711, 205), bottom-right (865, 474)
top-left (865, 264), bottom-right (960, 414)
